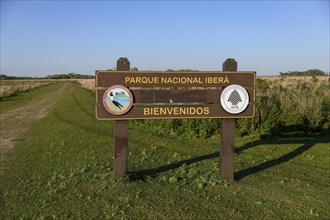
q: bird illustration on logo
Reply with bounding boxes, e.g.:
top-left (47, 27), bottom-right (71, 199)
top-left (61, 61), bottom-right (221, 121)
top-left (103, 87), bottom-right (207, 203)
top-left (103, 85), bottom-right (134, 116)
top-left (108, 91), bottom-right (124, 109)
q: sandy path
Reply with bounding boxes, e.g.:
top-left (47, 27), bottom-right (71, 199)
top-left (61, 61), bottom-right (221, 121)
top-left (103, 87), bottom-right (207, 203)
top-left (0, 83), bottom-right (70, 167)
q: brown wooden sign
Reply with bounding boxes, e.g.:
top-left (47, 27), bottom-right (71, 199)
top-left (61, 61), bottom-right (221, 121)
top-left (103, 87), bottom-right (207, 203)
top-left (96, 71), bottom-right (255, 120)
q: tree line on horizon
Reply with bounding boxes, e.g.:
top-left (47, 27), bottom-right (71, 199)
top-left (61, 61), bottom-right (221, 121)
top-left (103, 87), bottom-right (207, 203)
top-left (279, 69), bottom-right (328, 76)
top-left (45, 73), bottom-right (95, 79)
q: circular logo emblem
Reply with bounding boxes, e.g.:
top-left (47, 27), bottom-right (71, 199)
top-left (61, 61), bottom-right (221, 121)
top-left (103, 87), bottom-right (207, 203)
top-left (220, 84), bottom-right (249, 114)
top-left (103, 85), bottom-right (134, 115)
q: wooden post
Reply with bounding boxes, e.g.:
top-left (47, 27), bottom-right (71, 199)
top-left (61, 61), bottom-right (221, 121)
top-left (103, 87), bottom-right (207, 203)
top-left (114, 57), bottom-right (130, 176)
top-left (220, 58), bottom-right (237, 181)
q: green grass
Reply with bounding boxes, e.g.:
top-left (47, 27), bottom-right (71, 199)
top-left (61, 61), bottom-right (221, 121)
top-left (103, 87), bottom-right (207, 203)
top-left (0, 83), bottom-right (61, 113)
top-left (1, 82), bottom-right (329, 219)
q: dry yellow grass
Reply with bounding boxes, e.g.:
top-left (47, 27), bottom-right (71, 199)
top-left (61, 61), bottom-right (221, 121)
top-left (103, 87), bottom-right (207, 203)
top-left (0, 80), bottom-right (53, 98)
top-left (76, 79), bottom-right (95, 91)
top-left (258, 76), bottom-right (329, 87)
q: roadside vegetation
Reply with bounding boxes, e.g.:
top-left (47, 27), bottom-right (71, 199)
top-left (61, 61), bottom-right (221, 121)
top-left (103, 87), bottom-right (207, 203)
top-left (0, 80), bottom-right (54, 100)
top-left (0, 80), bottom-right (329, 219)
top-left (0, 72), bottom-right (94, 100)
top-left (0, 82), bottom-right (64, 113)
top-left (76, 79), bottom-right (95, 91)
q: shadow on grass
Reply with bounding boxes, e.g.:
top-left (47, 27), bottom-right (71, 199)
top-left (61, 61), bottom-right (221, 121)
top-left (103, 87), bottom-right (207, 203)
top-left (128, 136), bottom-right (329, 181)
top-left (128, 152), bottom-right (219, 181)
top-left (234, 136), bottom-right (330, 180)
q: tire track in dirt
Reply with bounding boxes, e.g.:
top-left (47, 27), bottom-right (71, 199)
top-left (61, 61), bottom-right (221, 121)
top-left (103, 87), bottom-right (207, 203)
top-left (0, 83), bottom-right (72, 168)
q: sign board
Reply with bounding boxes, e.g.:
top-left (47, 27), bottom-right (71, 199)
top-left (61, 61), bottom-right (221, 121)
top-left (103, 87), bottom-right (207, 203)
top-left (96, 71), bottom-right (255, 120)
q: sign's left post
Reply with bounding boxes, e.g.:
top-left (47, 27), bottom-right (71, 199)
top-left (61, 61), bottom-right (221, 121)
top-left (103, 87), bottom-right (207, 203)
top-left (113, 57), bottom-right (130, 176)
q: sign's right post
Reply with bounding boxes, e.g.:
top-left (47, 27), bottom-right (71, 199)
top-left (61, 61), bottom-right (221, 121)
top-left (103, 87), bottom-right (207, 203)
top-left (220, 58), bottom-right (237, 181)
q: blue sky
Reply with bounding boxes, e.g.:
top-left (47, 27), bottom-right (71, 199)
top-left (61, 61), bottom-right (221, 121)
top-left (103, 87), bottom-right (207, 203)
top-left (1, 0), bottom-right (329, 77)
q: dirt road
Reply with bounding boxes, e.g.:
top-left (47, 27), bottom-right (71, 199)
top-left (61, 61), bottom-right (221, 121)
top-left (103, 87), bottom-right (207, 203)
top-left (0, 83), bottom-right (70, 167)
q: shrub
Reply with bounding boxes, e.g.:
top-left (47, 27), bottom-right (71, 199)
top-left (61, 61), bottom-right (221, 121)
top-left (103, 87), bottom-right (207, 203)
top-left (132, 77), bottom-right (330, 138)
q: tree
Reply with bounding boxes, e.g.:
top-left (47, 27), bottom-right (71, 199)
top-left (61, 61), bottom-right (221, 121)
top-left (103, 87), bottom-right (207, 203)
top-left (279, 69), bottom-right (325, 76)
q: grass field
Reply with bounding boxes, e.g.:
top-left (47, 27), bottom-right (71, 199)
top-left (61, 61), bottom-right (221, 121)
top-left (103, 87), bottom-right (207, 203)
top-left (0, 82), bottom-right (329, 219)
